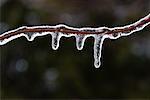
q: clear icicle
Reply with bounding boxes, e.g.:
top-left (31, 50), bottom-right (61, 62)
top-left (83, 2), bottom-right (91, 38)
top-left (51, 32), bottom-right (62, 50)
top-left (75, 34), bottom-right (86, 50)
top-left (26, 32), bottom-right (42, 41)
top-left (26, 33), bottom-right (32, 40)
top-left (93, 35), bottom-right (105, 68)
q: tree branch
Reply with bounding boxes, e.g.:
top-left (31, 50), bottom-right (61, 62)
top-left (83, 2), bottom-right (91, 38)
top-left (0, 14), bottom-right (150, 45)
top-left (0, 14), bottom-right (150, 68)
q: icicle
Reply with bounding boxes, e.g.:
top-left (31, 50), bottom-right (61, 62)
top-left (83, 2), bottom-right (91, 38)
top-left (26, 32), bottom-right (33, 41)
top-left (93, 35), bottom-right (105, 68)
top-left (26, 32), bottom-right (43, 41)
top-left (75, 34), bottom-right (86, 50)
top-left (51, 32), bottom-right (62, 50)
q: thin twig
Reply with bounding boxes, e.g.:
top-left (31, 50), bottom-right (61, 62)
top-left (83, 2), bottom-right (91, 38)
top-left (0, 14), bottom-right (150, 41)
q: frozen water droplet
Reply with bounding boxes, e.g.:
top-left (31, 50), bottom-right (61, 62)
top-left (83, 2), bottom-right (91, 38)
top-left (0, 40), bottom-right (4, 45)
top-left (75, 34), bottom-right (86, 50)
top-left (26, 32), bottom-right (33, 41)
top-left (109, 32), bottom-right (121, 39)
top-left (26, 32), bottom-right (39, 41)
top-left (93, 35), bottom-right (105, 68)
top-left (112, 33), bottom-right (120, 38)
top-left (51, 32), bottom-right (62, 50)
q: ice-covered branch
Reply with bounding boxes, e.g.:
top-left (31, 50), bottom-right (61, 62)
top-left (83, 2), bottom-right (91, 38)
top-left (0, 13), bottom-right (150, 68)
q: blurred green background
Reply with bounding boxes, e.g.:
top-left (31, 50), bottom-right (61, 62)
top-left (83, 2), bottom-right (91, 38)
top-left (0, 0), bottom-right (150, 99)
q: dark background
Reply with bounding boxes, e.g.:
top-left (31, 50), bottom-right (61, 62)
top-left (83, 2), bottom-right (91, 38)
top-left (0, 0), bottom-right (150, 99)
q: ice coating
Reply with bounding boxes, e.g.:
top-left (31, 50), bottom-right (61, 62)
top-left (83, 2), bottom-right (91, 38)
top-left (0, 14), bottom-right (150, 68)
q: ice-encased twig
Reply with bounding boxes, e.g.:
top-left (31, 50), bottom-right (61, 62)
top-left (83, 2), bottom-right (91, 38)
top-left (0, 14), bottom-right (150, 68)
